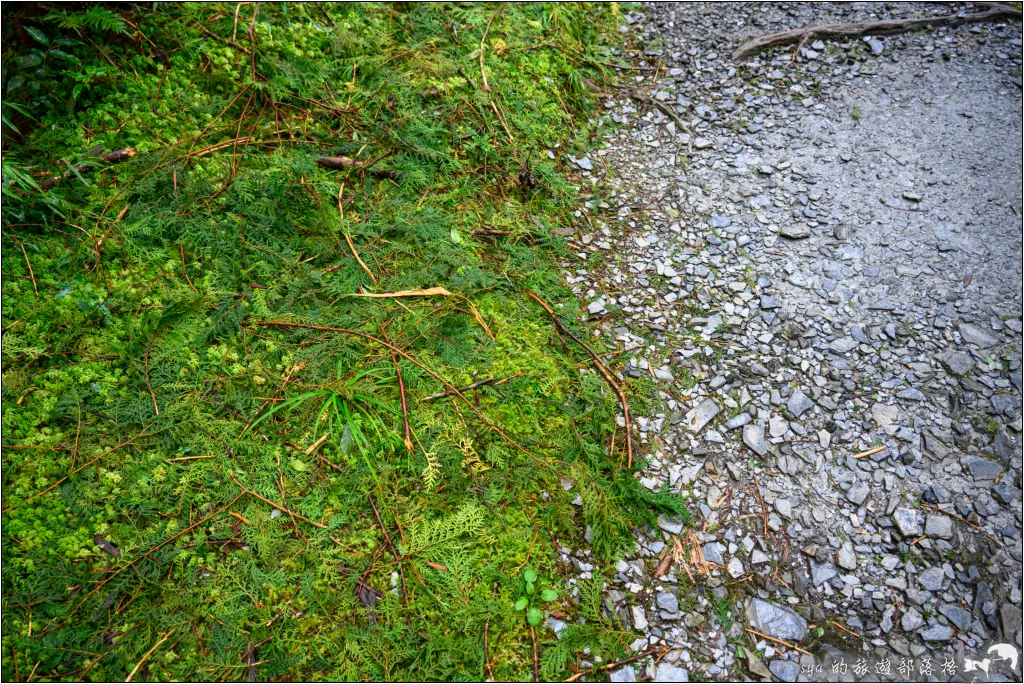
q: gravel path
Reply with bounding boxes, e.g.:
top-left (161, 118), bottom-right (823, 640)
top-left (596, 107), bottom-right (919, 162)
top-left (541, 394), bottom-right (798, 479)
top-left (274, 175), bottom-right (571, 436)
top-left (558, 4), bottom-right (1022, 681)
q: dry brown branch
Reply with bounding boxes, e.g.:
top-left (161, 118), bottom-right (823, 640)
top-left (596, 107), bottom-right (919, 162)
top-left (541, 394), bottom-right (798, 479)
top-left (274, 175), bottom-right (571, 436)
top-left (733, 4), bottom-right (1022, 61)
top-left (8, 235), bottom-right (39, 296)
top-left (368, 494), bottom-right (408, 603)
top-left (420, 375), bottom-right (516, 402)
top-left (483, 619), bottom-right (494, 681)
top-left (251, 321), bottom-right (555, 472)
top-left (349, 287), bottom-right (451, 299)
top-left (335, 180), bottom-right (377, 284)
top-left (125, 629), bottom-right (176, 682)
top-left (39, 148), bottom-right (136, 191)
top-left (921, 502), bottom-right (1001, 545)
top-left (317, 156), bottom-right (399, 179)
top-left (343, 232), bottom-right (377, 284)
top-left (230, 473), bottom-right (327, 529)
top-left (479, 9), bottom-right (501, 91)
top-left (144, 330), bottom-right (160, 416)
top-left (563, 648), bottom-right (669, 682)
top-left (852, 445), bottom-right (886, 459)
top-left (393, 354), bottom-right (413, 452)
top-left (746, 627), bottom-right (811, 655)
top-left (179, 244), bottom-right (199, 294)
top-left (529, 625), bottom-right (540, 682)
top-left (525, 291), bottom-right (634, 467)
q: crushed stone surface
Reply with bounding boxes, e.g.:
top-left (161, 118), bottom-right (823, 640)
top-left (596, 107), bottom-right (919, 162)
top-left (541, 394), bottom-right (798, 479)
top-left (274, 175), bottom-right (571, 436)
top-left (556, 3), bottom-right (1023, 680)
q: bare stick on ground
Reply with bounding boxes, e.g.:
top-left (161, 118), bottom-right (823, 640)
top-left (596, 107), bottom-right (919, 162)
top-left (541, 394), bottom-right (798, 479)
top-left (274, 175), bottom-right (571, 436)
top-left (525, 291), bottom-right (634, 468)
top-left (40, 147), bottom-right (136, 191)
top-left (563, 647), bottom-right (668, 683)
top-left (732, 4), bottom-right (1022, 61)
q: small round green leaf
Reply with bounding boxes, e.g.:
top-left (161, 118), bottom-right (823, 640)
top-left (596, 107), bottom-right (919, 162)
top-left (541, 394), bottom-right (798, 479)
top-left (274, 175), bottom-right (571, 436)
top-left (514, 598), bottom-right (528, 611)
top-left (527, 607), bottom-right (543, 626)
top-left (523, 568), bottom-right (537, 583)
top-left (540, 589), bottom-right (558, 601)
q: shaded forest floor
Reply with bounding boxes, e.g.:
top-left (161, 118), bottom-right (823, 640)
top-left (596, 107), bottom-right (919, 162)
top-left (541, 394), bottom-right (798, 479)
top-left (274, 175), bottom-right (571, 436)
top-left (1, 4), bottom-right (688, 681)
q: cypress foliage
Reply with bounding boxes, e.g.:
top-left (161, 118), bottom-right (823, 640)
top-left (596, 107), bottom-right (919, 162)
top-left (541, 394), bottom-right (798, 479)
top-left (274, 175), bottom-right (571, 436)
top-left (2, 4), bottom-right (690, 680)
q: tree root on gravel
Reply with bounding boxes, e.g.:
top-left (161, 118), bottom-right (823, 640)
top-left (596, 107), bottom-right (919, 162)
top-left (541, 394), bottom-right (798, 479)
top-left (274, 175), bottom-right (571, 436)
top-left (732, 4), bottom-right (1022, 61)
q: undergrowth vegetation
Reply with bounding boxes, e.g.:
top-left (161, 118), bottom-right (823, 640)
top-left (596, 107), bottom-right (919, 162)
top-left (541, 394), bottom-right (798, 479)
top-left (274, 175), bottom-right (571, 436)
top-left (2, 3), bottom-right (689, 680)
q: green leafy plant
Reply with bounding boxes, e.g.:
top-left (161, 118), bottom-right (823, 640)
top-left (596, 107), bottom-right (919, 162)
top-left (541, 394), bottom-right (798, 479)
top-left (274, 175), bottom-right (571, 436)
top-left (1, 3), bottom-right (687, 680)
top-left (43, 6), bottom-right (128, 34)
top-left (514, 567), bottom-right (560, 627)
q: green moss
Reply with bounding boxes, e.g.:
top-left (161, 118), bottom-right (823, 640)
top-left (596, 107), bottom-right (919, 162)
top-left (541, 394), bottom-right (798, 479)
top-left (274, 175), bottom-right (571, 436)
top-left (2, 3), bottom-right (689, 681)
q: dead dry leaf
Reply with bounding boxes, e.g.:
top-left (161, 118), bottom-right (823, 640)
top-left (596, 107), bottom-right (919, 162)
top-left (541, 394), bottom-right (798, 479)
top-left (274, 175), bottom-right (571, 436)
top-left (94, 534), bottom-right (120, 558)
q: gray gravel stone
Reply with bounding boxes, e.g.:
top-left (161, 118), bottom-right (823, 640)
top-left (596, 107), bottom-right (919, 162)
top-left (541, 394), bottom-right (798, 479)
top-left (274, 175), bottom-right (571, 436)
top-left (684, 399), bottom-right (720, 433)
top-left (966, 457), bottom-right (1002, 481)
top-left (653, 663), bottom-right (689, 683)
top-left (892, 508), bottom-right (921, 537)
top-left (610, 666), bottom-right (637, 683)
top-left (959, 322), bottom-right (998, 348)
top-left (745, 598), bottom-right (808, 641)
top-left (919, 567), bottom-right (946, 592)
top-left (837, 542), bottom-right (857, 570)
top-left (940, 350), bottom-right (975, 376)
top-left (742, 423), bottom-right (768, 456)
top-left (769, 660), bottom-right (800, 683)
top-left (656, 592), bottom-right (679, 613)
top-left (925, 515), bottom-right (954, 539)
top-left (812, 562), bottom-right (838, 586)
top-left (787, 390), bottom-right (814, 418)
top-left (780, 224), bottom-right (812, 239)
top-left (921, 624), bottom-right (953, 642)
top-left (939, 604), bottom-right (972, 632)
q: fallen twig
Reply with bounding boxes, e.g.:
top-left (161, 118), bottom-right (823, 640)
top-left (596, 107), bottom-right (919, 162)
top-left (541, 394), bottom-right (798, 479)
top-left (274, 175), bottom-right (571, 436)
top-left (368, 494), bottom-right (408, 603)
top-left (252, 321), bottom-right (553, 471)
top-left (921, 502), bottom-right (1001, 546)
top-left (179, 244), bottom-right (199, 294)
top-left (471, 228), bottom-right (513, 237)
top-left (145, 330), bottom-right (161, 417)
top-left (199, 25), bottom-right (251, 54)
top-left (525, 291), bottom-right (633, 468)
top-left (733, 4), bottom-right (1022, 61)
top-left (7, 235), bottom-right (38, 296)
top-left (420, 375), bottom-right (516, 402)
top-left (265, 586), bottom-right (300, 627)
top-left (335, 180), bottom-right (377, 284)
top-left (746, 627), bottom-right (810, 655)
top-left (163, 454), bottom-right (214, 463)
top-left (126, 628), bottom-right (176, 682)
top-left (483, 618), bottom-right (494, 681)
top-left (529, 624), bottom-right (539, 683)
top-left (317, 155), bottom-right (399, 180)
top-left (627, 91), bottom-right (687, 130)
top-left (230, 473), bottom-right (327, 529)
top-left (304, 434), bottom-right (329, 456)
top-left (479, 8), bottom-right (501, 92)
top-left (830, 619), bottom-right (863, 639)
top-left (393, 353), bottom-right (413, 452)
top-left (348, 287), bottom-right (451, 299)
top-left (40, 147), bottom-right (136, 191)
top-left (852, 445), bottom-right (886, 459)
top-left (563, 647), bottom-right (668, 682)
